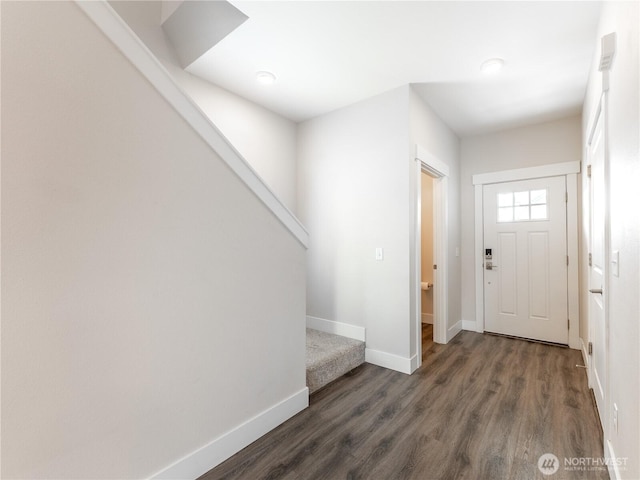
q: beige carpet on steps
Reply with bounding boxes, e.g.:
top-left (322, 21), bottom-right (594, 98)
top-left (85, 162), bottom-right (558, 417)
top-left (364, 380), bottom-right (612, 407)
top-left (305, 328), bottom-right (365, 394)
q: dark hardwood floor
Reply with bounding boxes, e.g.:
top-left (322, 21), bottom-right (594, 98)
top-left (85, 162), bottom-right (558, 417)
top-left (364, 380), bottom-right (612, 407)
top-left (200, 328), bottom-right (608, 480)
top-left (422, 322), bottom-right (434, 362)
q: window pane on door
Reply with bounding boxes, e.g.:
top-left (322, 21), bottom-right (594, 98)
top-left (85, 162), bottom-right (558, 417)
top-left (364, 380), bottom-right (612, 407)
top-left (514, 191), bottom-right (529, 206)
top-left (497, 189), bottom-right (548, 222)
top-left (531, 189), bottom-right (547, 204)
top-left (498, 193), bottom-right (513, 207)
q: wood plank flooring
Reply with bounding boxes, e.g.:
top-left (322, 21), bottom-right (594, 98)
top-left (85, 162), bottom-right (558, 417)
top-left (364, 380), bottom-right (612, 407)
top-left (422, 322), bottom-right (433, 361)
top-left (200, 329), bottom-right (608, 480)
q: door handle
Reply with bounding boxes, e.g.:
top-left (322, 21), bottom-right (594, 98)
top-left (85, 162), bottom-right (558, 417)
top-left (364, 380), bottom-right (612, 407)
top-left (485, 262), bottom-right (498, 270)
top-left (589, 288), bottom-right (603, 294)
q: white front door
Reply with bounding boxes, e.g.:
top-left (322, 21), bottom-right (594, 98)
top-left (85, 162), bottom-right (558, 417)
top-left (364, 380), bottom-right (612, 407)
top-left (483, 176), bottom-right (569, 344)
top-left (588, 108), bottom-right (607, 425)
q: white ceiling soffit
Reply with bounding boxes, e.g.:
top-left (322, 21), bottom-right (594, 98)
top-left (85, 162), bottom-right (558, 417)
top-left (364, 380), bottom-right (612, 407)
top-left (162, 1), bottom-right (248, 68)
top-left (186, 1), bottom-right (602, 136)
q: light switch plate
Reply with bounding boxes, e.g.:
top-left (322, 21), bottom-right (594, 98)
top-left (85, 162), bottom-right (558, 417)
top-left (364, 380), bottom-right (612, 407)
top-left (376, 247), bottom-right (384, 261)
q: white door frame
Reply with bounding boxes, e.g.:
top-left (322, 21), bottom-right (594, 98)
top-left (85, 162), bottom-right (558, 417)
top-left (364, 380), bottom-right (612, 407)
top-left (472, 161), bottom-right (581, 349)
top-left (585, 94), bottom-right (611, 441)
top-left (414, 145), bottom-right (449, 368)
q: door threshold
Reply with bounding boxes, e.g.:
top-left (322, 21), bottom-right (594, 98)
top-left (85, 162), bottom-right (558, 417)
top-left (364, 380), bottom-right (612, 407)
top-left (484, 331), bottom-right (569, 348)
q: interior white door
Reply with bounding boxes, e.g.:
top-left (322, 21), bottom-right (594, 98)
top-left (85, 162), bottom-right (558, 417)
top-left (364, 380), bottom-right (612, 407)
top-left (483, 176), bottom-right (568, 344)
top-left (588, 109), bottom-right (606, 425)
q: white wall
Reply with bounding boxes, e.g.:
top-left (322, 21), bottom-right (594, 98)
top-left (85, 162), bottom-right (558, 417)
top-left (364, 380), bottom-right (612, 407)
top-left (109, 1), bottom-right (299, 213)
top-left (177, 74), bottom-right (298, 213)
top-left (299, 85), bottom-right (460, 371)
top-left (582, 2), bottom-right (640, 477)
top-left (409, 87), bottom-right (462, 346)
top-left (160, 1), bottom-right (182, 24)
top-left (298, 86), bottom-right (411, 363)
top-left (1, 2), bottom-right (306, 477)
top-left (459, 116), bottom-right (583, 327)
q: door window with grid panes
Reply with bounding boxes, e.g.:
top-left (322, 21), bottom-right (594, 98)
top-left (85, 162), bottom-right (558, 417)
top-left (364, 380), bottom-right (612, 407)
top-left (497, 189), bottom-right (548, 223)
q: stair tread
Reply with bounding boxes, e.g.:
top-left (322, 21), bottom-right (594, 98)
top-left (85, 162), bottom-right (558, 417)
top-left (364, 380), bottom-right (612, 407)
top-left (305, 328), bottom-right (365, 393)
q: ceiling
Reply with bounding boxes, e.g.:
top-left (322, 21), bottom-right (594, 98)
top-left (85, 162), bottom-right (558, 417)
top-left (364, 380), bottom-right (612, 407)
top-left (185, 1), bottom-right (603, 137)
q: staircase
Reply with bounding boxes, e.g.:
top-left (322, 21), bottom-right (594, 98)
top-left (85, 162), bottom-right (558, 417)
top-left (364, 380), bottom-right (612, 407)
top-left (306, 329), bottom-right (365, 393)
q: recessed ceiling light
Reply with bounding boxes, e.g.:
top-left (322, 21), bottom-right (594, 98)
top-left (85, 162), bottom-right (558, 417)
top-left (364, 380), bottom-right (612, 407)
top-left (480, 58), bottom-right (504, 74)
top-left (256, 71), bottom-right (276, 85)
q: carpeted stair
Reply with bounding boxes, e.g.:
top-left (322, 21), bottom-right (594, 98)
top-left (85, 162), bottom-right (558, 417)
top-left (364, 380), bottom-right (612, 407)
top-left (306, 328), bottom-right (365, 393)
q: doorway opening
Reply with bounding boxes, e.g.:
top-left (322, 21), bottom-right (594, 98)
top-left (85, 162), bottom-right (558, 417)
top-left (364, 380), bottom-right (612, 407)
top-left (413, 145), bottom-right (449, 371)
top-left (420, 171), bottom-right (436, 360)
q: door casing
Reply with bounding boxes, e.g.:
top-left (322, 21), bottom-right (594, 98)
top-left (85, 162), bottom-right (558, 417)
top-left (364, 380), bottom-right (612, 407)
top-left (585, 94), bottom-right (610, 443)
top-left (413, 145), bottom-right (450, 372)
top-left (483, 176), bottom-right (569, 344)
top-left (472, 161), bottom-right (581, 350)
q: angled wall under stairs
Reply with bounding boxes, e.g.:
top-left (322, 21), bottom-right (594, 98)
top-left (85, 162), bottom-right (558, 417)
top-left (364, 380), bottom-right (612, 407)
top-left (1, 2), bottom-right (307, 478)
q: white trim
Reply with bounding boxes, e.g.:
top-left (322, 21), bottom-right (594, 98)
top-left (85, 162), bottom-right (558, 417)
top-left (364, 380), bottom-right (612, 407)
top-left (433, 176), bottom-right (449, 346)
top-left (606, 440), bottom-right (621, 480)
top-left (412, 161), bottom-right (422, 368)
top-left (580, 337), bottom-right (591, 373)
top-left (473, 163), bottom-right (580, 347)
top-left (409, 353), bottom-right (420, 373)
top-left (414, 145), bottom-right (450, 370)
top-left (474, 185), bottom-right (485, 332)
top-left (587, 93), bottom-right (611, 446)
top-left (421, 313), bottom-right (433, 324)
top-left (446, 320), bottom-right (462, 342)
top-left (416, 145), bottom-right (450, 177)
top-left (75, 1), bottom-right (309, 248)
top-left (566, 173), bottom-right (580, 349)
top-left (587, 97), bottom-right (604, 147)
top-left (472, 161), bottom-right (580, 186)
top-left (306, 316), bottom-right (366, 342)
top-left (150, 388), bottom-right (309, 479)
top-left (365, 348), bottom-right (413, 375)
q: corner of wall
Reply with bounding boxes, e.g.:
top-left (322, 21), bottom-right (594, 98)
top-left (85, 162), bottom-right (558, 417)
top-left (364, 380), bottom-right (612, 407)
top-left (306, 316), bottom-right (366, 342)
top-left (365, 348), bottom-right (415, 375)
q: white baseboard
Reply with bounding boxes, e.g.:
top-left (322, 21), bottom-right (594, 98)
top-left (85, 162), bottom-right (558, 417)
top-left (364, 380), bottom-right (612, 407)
top-left (409, 353), bottom-right (419, 373)
top-left (606, 440), bottom-right (622, 480)
top-left (365, 348), bottom-right (413, 374)
top-left (306, 316), bottom-right (365, 342)
top-left (446, 320), bottom-right (462, 342)
top-left (580, 337), bottom-right (590, 372)
top-left (150, 388), bottom-right (309, 479)
top-left (421, 313), bottom-right (433, 324)
top-left (461, 319), bottom-right (478, 332)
